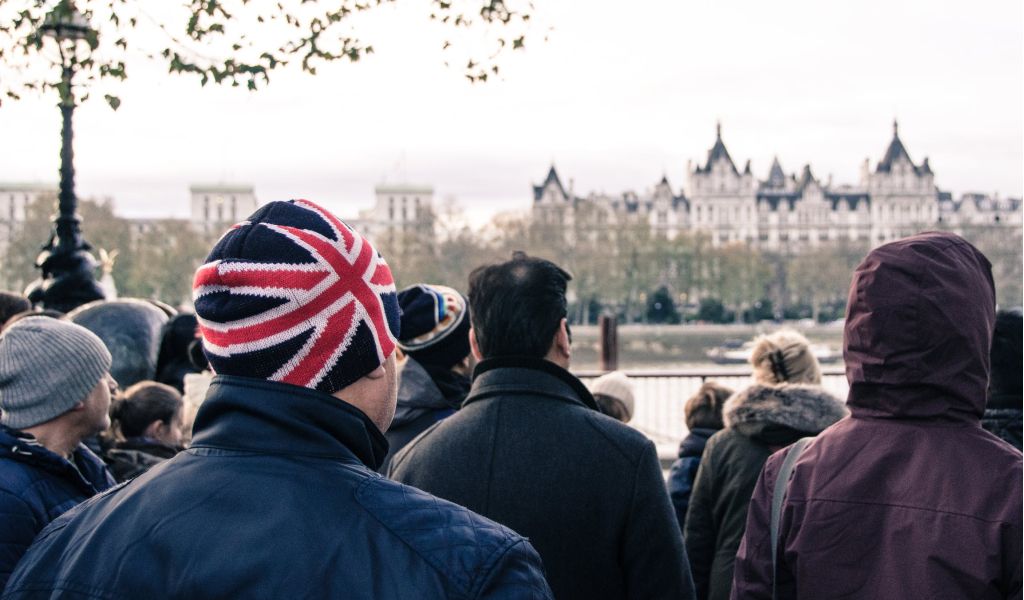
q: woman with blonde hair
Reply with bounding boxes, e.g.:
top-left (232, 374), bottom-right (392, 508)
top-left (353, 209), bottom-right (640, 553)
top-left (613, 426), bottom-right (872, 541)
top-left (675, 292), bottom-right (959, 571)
top-left (683, 330), bottom-right (848, 600)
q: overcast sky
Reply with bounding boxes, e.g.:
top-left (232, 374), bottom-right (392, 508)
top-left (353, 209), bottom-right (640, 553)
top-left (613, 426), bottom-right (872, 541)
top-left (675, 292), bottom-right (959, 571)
top-left (1, 0), bottom-right (1021, 226)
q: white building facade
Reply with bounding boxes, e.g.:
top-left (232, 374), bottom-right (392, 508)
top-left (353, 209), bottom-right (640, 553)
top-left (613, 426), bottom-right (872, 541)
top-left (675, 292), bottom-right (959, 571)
top-left (189, 184), bottom-right (260, 233)
top-left (532, 122), bottom-right (1021, 250)
top-left (357, 184), bottom-right (435, 249)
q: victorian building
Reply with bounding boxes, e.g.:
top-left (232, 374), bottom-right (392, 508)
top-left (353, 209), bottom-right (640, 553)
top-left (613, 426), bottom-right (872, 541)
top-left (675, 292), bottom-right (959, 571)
top-left (532, 122), bottom-right (1020, 250)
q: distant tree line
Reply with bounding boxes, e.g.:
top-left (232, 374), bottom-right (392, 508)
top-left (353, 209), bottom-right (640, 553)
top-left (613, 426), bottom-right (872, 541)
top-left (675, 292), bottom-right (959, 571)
top-left (4, 196), bottom-right (1021, 322)
top-left (3, 196), bottom-right (214, 308)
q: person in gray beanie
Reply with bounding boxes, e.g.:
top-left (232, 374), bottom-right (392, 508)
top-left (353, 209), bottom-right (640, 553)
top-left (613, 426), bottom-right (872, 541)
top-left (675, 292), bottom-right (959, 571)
top-left (0, 317), bottom-right (116, 589)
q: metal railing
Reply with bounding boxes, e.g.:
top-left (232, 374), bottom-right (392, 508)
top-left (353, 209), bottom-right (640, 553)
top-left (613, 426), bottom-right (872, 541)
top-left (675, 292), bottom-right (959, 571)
top-left (576, 367), bottom-right (848, 452)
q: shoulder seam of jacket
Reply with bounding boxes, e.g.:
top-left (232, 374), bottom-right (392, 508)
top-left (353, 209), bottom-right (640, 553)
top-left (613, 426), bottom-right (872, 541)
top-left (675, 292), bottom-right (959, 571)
top-left (788, 496), bottom-right (1019, 525)
top-left (465, 536), bottom-right (529, 598)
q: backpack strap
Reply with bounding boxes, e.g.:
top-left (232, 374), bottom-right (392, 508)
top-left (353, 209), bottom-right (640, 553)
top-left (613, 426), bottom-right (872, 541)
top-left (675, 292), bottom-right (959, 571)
top-left (770, 436), bottom-right (813, 600)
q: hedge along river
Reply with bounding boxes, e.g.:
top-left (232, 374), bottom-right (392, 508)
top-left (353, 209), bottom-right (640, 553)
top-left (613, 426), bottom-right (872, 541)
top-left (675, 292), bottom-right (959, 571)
top-left (569, 322), bottom-right (846, 371)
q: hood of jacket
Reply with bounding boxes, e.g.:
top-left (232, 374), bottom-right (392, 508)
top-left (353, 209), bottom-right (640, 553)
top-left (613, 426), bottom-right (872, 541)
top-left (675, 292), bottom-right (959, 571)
top-left (723, 384), bottom-right (848, 439)
top-left (392, 358), bottom-right (468, 428)
top-left (190, 374), bottom-right (389, 470)
top-left (844, 232), bottom-right (995, 422)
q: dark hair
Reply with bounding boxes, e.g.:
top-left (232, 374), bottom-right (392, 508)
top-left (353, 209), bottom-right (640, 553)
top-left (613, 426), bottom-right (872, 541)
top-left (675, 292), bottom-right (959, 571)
top-left (684, 381), bottom-right (733, 430)
top-left (110, 381), bottom-right (183, 438)
top-left (594, 394), bottom-right (630, 423)
top-left (989, 308), bottom-right (1022, 408)
top-left (2, 308), bottom-right (63, 331)
top-left (155, 313), bottom-right (201, 392)
top-left (467, 251), bottom-right (572, 359)
top-left (0, 292), bottom-right (31, 327)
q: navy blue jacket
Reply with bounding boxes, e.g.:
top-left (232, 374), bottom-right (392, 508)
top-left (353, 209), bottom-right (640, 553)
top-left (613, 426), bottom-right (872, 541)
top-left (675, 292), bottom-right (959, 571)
top-left (667, 428), bottom-right (718, 531)
top-left (0, 426), bottom-right (114, 590)
top-left (3, 375), bottom-right (553, 600)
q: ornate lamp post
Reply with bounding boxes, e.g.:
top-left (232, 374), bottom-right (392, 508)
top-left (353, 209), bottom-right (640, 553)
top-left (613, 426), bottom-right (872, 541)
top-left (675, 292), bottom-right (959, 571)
top-left (24, 1), bottom-right (106, 312)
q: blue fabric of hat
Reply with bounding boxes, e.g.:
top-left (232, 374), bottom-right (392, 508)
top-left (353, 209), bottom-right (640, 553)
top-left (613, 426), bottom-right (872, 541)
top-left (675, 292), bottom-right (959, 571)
top-left (397, 284), bottom-right (470, 369)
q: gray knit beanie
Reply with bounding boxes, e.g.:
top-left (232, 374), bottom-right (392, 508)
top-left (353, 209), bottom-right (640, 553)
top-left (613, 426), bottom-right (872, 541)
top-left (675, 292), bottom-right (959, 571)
top-left (0, 317), bottom-right (112, 430)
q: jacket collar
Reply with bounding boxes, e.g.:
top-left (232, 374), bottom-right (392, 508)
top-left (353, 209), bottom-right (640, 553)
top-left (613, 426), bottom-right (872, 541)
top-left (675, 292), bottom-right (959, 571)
top-left (678, 428), bottom-right (717, 458)
top-left (190, 375), bottom-right (389, 470)
top-left (0, 426), bottom-right (110, 495)
top-left (392, 358), bottom-right (469, 428)
top-left (464, 356), bottom-right (598, 411)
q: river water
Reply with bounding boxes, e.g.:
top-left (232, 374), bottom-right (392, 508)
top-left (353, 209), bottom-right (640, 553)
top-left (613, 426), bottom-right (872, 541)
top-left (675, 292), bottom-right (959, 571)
top-left (569, 323), bottom-right (846, 371)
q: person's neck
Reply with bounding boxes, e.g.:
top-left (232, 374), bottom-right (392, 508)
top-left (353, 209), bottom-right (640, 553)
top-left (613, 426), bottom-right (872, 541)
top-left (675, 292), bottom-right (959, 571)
top-left (544, 351), bottom-right (570, 371)
top-left (21, 421), bottom-right (82, 460)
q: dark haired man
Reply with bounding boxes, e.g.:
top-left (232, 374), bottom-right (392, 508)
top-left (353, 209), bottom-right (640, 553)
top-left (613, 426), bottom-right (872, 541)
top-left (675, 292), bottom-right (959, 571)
top-left (390, 252), bottom-right (696, 600)
top-left (5, 200), bottom-right (552, 600)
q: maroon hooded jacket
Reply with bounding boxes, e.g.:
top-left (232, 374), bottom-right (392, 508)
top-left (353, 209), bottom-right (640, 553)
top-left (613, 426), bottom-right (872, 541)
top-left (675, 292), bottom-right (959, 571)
top-left (732, 232), bottom-right (1023, 599)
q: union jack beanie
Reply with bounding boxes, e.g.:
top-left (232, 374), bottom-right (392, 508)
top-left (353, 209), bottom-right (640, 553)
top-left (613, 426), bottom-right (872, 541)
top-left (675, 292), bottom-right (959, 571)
top-left (192, 199), bottom-right (401, 395)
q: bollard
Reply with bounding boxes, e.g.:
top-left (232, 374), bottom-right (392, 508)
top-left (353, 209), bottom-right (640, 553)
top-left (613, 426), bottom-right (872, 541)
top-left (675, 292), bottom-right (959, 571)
top-left (599, 314), bottom-right (619, 372)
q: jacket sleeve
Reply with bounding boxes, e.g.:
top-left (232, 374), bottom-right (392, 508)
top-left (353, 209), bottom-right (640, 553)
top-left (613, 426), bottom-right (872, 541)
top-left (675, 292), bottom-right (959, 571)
top-left (667, 456), bottom-right (697, 533)
top-left (683, 439), bottom-right (717, 600)
top-left (623, 440), bottom-right (697, 600)
top-left (729, 453), bottom-right (783, 600)
top-left (474, 538), bottom-right (554, 600)
top-left (0, 490), bottom-right (40, 592)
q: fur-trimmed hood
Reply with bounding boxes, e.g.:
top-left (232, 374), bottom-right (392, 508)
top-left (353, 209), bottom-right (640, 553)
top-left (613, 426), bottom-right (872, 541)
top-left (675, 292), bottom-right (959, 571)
top-left (724, 383), bottom-right (848, 438)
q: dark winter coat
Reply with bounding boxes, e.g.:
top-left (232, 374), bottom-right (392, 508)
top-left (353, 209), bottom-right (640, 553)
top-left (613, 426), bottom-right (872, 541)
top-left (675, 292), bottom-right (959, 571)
top-left (982, 405), bottom-right (1022, 451)
top-left (732, 232), bottom-right (1024, 600)
top-left (379, 357), bottom-right (468, 473)
top-left (103, 437), bottom-right (182, 482)
top-left (0, 426), bottom-right (115, 590)
top-left (3, 375), bottom-right (553, 600)
top-left (389, 356), bottom-right (696, 600)
top-left (684, 384), bottom-right (847, 600)
top-left (667, 427), bottom-right (718, 531)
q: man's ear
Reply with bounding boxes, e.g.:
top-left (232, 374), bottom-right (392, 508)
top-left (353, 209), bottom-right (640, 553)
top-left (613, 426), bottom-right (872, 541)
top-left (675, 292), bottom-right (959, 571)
top-left (69, 401), bottom-right (86, 412)
top-left (469, 327), bottom-right (484, 361)
top-left (554, 318), bottom-right (571, 359)
top-left (363, 363), bottom-right (386, 380)
top-left (144, 419), bottom-right (165, 439)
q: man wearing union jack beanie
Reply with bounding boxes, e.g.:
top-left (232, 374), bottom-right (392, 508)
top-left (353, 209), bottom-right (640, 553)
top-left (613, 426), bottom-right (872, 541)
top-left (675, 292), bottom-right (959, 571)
top-left (4, 200), bottom-right (553, 600)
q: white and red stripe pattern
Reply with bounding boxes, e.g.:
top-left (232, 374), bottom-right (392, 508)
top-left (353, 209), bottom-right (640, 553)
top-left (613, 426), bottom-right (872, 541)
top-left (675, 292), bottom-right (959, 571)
top-left (193, 199), bottom-right (400, 394)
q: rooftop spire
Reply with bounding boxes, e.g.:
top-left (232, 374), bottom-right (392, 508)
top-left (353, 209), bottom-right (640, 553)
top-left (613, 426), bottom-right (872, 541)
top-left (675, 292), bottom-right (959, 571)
top-left (893, 118), bottom-right (899, 137)
top-left (716, 120), bottom-right (722, 139)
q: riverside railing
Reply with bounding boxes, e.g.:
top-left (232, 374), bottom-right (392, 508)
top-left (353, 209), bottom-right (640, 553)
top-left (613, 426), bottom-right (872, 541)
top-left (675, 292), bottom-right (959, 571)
top-left (576, 367), bottom-right (848, 461)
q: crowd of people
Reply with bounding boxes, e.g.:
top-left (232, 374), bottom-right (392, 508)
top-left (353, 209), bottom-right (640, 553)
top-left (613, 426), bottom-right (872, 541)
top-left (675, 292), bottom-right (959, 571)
top-left (0, 198), bottom-right (1020, 599)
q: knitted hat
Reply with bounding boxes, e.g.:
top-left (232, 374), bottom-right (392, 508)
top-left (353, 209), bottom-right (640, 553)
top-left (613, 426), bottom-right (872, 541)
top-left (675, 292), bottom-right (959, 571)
top-left (0, 316), bottom-right (112, 429)
top-left (590, 371), bottom-right (635, 420)
top-left (192, 199), bottom-right (401, 395)
top-left (396, 284), bottom-right (471, 369)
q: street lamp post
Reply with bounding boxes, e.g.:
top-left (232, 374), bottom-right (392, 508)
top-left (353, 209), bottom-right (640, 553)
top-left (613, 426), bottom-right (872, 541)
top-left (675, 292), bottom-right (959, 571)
top-left (24, 2), bottom-right (106, 313)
